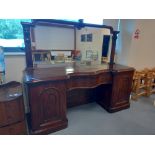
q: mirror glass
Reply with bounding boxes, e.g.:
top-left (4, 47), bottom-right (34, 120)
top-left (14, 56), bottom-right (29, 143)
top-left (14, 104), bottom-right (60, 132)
top-left (31, 24), bottom-right (112, 67)
top-left (76, 27), bottom-right (112, 63)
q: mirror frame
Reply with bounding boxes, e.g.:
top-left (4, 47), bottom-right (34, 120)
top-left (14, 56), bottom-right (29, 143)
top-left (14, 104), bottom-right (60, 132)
top-left (21, 19), bottom-right (119, 68)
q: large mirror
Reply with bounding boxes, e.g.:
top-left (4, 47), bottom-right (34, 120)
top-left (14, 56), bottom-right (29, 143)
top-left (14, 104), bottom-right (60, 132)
top-left (22, 20), bottom-right (115, 68)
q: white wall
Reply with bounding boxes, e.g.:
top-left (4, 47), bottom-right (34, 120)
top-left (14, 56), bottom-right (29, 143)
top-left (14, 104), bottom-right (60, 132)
top-left (5, 55), bottom-right (26, 82)
top-left (116, 19), bottom-right (155, 70)
top-left (116, 19), bottom-right (136, 66)
top-left (128, 19), bottom-right (155, 69)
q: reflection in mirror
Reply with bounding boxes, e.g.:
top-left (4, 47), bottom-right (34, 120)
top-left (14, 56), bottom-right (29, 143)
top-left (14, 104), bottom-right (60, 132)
top-left (33, 25), bottom-right (75, 50)
top-left (32, 52), bottom-right (51, 62)
top-left (76, 26), bottom-right (112, 64)
top-left (102, 35), bottom-right (112, 63)
top-left (29, 22), bottom-right (112, 68)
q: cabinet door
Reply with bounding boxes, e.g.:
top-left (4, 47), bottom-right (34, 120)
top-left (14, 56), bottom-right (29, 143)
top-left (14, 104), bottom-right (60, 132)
top-left (110, 71), bottom-right (134, 112)
top-left (28, 82), bottom-right (67, 134)
top-left (0, 96), bottom-right (25, 127)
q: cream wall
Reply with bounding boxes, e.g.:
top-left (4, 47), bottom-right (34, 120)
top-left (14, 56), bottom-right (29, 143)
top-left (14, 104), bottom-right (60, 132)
top-left (5, 55), bottom-right (26, 82)
top-left (116, 19), bottom-right (155, 70)
top-left (128, 19), bottom-right (155, 69)
top-left (115, 19), bottom-right (136, 65)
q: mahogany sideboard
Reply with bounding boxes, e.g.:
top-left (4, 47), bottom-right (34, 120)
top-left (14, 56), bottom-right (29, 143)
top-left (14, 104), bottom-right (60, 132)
top-left (23, 63), bottom-right (134, 134)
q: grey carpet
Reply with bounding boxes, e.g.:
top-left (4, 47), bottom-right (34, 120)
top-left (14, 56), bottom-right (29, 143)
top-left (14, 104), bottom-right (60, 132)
top-left (52, 95), bottom-right (155, 135)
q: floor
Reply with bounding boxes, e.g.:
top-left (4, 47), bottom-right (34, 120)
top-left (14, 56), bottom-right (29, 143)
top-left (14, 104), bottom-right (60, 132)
top-left (52, 95), bottom-right (155, 135)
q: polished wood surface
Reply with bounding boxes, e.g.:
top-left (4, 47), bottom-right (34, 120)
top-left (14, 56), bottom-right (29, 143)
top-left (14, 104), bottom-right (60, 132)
top-left (24, 63), bottom-right (133, 83)
top-left (0, 81), bottom-right (22, 102)
top-left (0, 81), bottom-right (27, 135)
top-left (24, 63), bottom-right (134, 134)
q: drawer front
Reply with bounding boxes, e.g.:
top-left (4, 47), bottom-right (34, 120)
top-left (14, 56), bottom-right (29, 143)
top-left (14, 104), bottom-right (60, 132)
top-left (0, 96), bottom-right (25, 127)
top-left (68, 73), bottom-right (112, 90)
top-left (0, 121), bottom-right (27, 135)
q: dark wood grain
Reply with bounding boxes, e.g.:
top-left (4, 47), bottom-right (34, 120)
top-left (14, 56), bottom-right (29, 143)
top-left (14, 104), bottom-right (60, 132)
top-left (67, 89), bottom-right (96, 107)
top-left (24, 63), bottom-right (134, 134)
top-left (22, 20), bottom-right (134, 134)
top-left (0, 96), bottom-right (25, 127)
top-left (97, 71), bottom-right (134, 112)
top-left (0, 121), bottom-right (27, 135)
top-left (27, 81), bottom-right (68, 134)
top-left (0, 82), bottom-right (27, 135)
top-left (21, 23), bottom-right (34, 68)
top-left (24, 63), bottom-right (133, 84)
top-left (110, 31), bottom-right (120, 64)
top-left (67, 72), bottom-right (112, 90)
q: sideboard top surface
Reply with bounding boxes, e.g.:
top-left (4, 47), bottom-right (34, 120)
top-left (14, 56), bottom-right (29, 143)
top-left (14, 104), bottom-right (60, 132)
top-left (23, 63), bottom-right (135, 84)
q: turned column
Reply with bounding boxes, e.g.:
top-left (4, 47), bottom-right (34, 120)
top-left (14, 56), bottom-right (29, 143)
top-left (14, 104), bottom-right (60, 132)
top-left (22, 23), bottom-right (34, 68)
top-left (110, 31), bottom-right (120, 65)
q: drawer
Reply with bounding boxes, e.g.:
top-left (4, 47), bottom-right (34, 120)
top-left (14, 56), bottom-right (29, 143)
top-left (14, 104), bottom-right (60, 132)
top-left (68, 73), bottom-right (112, 90)
top-left (0, 121), bottom-right (27, 135)
top-left (0, 96), bottom-right (25, 127)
